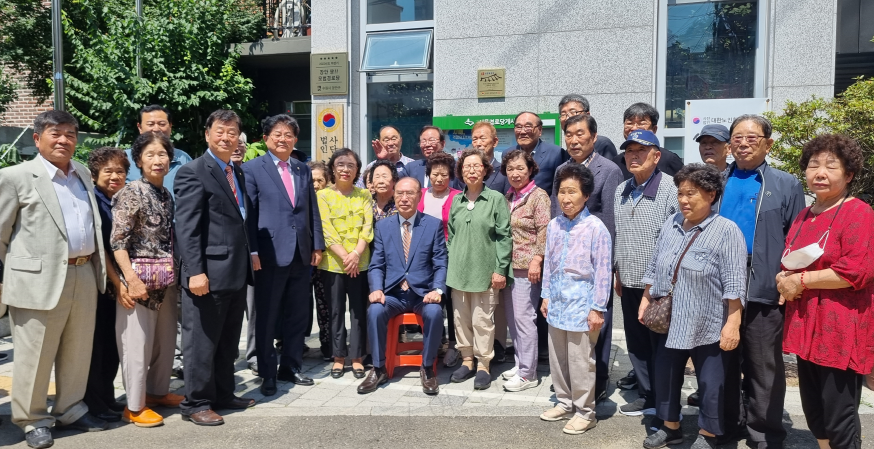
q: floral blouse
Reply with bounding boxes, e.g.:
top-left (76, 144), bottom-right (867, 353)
top-left (505, 181), bottom-right (551, 270)
top-left (541, 208), bottom-right (612, 332)
top-left (372, 197), bottom-right (398, 222)
top-left (317, 186), bottom-right (374, 274)
top-left (110, 179), bottom-right (174, 308)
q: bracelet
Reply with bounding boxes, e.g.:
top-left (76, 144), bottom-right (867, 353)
top-left (351, 249), bottom-right (360, 258)
top-left (800, 271), bottom-right (808, 290)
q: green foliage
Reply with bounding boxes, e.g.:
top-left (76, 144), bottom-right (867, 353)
top-left (0, 0), bottom-right (53, 106)
top-left (766, 77), bottom-right (874, 198)
top-left (62, 0), bottom-right (262, 153)
top-left (0, 69), bottom-right (17, 117)
top-left (244, 140), bottom-right (266, 161)
top-left (0, 126), bottom-right (30, 168)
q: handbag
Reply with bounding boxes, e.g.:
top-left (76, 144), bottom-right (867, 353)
top-left (130, 257), bottom-right (175, 290)
top-left (641, 229), bottom-right (701, 334)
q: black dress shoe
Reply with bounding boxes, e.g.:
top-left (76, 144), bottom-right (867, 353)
top-left (352, 368), bottom-right (366, 379)
top-left (172, 367), bottom-right (184, 379)
top-left (0, 352), bottom-right (8, 362)
top-left (420, 366), bottom-right (439, 395)
top-left (107, 401), bottom-right (126, 413)
top-left (687, 390), bottom-right (700, 407)
top-left (260, 377), bottom-right (277, 396)
top-left (59, 413), bottom-right (108, 432)
top-left (216, 396), bottom-right (256, 410)
top-left (91, 411), bottom-right (121, 423)
top-left (331, 367), bottom-right (344, 378)
top-left (357, 367), bottom-right (388, 394)
top-left (248, 361), bottom-right (259, 376)
top-left (493, 341), bottom-right (506, 364)
top-left (25, 427), bottom-right (53, 449)
top-left (278, 366), bottom-right (314, 386)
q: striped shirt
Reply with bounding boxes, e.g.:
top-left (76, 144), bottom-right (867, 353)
top-left (613, 170), bottom-right (678, 289)
top-left (641, 212), bottom-right (747, 350)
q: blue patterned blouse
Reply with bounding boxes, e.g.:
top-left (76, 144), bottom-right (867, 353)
top-left (541, 208), bottom-right (613, 332)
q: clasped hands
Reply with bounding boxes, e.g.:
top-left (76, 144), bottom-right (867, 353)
top-left (775, 270), bottom-right (803, 305)
top-left (369, 289), bottom-right (442, 304)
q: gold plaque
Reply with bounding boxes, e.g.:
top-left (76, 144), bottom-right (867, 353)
top-left (477, 68), bottom-right (505, 98)
top-left (311, 53), bottom-right (349, 96)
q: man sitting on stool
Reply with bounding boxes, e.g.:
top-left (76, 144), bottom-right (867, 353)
top-left (360, 177), bottom-right (447, 395)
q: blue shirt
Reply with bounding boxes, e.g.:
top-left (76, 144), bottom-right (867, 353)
top-left (720, 168), bottom-right (761, 253)
top-left (206, 149), bottom-right (246, 219)
top-left (125, 148), bottom-right (193, 198)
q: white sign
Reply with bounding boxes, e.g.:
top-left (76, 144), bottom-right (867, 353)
top-left (683, 98), bottom-right (770, 165)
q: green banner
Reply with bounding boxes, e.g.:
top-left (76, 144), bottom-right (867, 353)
top-left (433, 113), bottom-right (561, 146)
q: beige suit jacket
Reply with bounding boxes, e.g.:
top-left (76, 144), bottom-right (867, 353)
top-left (0, 157), bottom-right (107, 310)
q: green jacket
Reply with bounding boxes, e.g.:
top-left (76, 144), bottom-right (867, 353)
top-left (446, 186), bottom-right (512, 292)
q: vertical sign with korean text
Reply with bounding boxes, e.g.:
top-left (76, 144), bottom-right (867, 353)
top-left (311, 53), bottom-right (349, 96)
top-left (315, 103), bottom-right (344, 163)
top-left (683, 98), bottom-right (770, 164)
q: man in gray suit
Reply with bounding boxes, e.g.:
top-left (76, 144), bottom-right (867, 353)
top-left (0, 110), bottom-right (109, 448)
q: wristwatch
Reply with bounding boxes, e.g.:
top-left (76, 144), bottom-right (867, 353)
top-left (434, 288), bottom-right (443, 296)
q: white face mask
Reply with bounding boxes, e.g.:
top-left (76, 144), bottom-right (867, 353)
top-left (781, 231), bottom-right (829, 270)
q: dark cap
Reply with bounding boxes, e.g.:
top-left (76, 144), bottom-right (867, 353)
top-left (694, 124), bottom-right (730, 143)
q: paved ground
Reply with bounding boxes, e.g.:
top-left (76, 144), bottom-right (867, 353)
top-left (1, 296), bottom-right (874, 447)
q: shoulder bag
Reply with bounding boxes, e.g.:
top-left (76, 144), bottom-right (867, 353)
top-left (641, 229), bottom-right (701, 334)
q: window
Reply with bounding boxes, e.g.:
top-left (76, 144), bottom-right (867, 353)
top-left (366, 80), bottom-right (434, 160)
top-left (367, 0), bottom-right (434, 24)
top-left (361, 30), bottom-right (433, 72)
top-left (664, 1), bottom-right (758, 129)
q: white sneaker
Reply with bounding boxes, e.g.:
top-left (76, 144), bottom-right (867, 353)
top-left (501, 366), bottom-right (518, 380)
top-left (504, 375), bottom-right (538, 392)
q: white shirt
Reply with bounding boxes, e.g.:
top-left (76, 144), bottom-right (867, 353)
top-left (38, 155), bottom-right (96, 258)
top-left (268, 150), bottom-right (297, 195)
top-left (398, 211), bottom-right (417, 241)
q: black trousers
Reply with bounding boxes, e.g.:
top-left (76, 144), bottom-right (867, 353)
top-left (83, 294), bottom-right (119, 414)
top-left (741, 302), bottom-right (787, 444)
top-left (797, 357), bottom-right (863, 449)
top-left (594, 293), bottom-right (614, 396)
top-left (321, 270), bottom-right (368, 359)
top-left (253, 251), bottom-right (310, 378)
top-left (621, 286), bottom-right (659, 406)
top-left (180, 285), bottom-right (247, 415)
top-left (442, 287), bottom-right (456, 343)
top-left (654, 336), bottom-right (739, 436)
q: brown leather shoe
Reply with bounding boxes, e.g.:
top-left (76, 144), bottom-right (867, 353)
top-left (182, 409), bottom-right (224, 426)
top-left (146, 392), bottom-right (185, 408)
top-left (216, 396), bottom-right (256, 410)
top-left (420, 366), bottom-right (439, 395)
top-left (357, 367), bottom-right (388, 394)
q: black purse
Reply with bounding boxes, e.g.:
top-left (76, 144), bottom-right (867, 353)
top-left (641, 230), bottom-right (701, 334)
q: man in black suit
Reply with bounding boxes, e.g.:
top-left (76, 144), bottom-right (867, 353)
top-left (613, 103), bottom-right (684, 180)
top-left (404, 125), bottom-right (453, 189)
top-left (243, 115), bottom-right (325, 395)
top-left (470, 120), bottom-right (509, 195)
top-left (507, 112), bottom-right (569, 197)
top-left (558, 94), bottom-right (617, 159)
top-left (174, 110), bottom-right (255, 426)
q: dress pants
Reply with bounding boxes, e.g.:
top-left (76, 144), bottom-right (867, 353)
top-left (620, 286), bottom-right (659, 407)
top-left (254, 252), bottom-right (310, 378)
top-left (594, 287), bottom-right (614, 396)
top-left (180, 285), bottom-right (247, 415)
top-left (503, 269), bottom-right (540, 380)
top-left (797, 357), bottom-right (863, 449)
top-left (8, 263), bottom-right (97, 432)
top-left (548, 325), bottom-right (598, 420)
top-left (312, 268), bottom-right (330, 352)
top-left (493, 290), bottom-right (508, 350)
top-left (741, 302), bottom-right (787, 445)
top-left (452, 288), bottom-right (497, 370)
top-left (442, 287), bottom-right (456, 343)
top-left (116, 285), bottom-right (178, 412)
top-left (367, 287), bottom-right (443, 368)
top-left (653, 335), bottom-right (738, 436)
top-left (321, 270), bottom-right (369, 359)
top-left (83, 293), bottom-right (120, 414)
top-left (245, 286), bottom-right (256, 364)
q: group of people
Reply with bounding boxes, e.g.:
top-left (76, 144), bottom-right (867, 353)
top-left (0, 93), bottom-right (870, 449)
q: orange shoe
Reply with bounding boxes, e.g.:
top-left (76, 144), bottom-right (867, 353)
top-left (122, 407), bottom-right (164, 428)
top-left (146, 392), bottom-right (185, 408)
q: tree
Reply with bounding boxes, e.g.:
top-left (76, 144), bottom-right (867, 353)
top-left (766, 76), bottom-right (874, 199)
top-left (0, 0), bottom-right (53, 110)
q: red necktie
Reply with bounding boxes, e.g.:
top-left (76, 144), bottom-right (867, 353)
top-left (225, 165), bottom-right (239, 205)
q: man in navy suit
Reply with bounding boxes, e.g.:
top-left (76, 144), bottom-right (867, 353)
top-left (471, 120), bottom-right (509, 195)
top-left (404, 125), bottom-right (450, 188)
top-left (508, 112), bottom-right (569, 196)
top-left (359, 177), bottom-right (447, 395)
top-left (243, 115), bottom-right (325, 396)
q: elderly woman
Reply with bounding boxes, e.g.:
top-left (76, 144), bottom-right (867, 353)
top-left (83, 148), bottom-right (130, 422)
top-left (638, 164), bottom-right (747, 449)
top-left (416, 152), bottom-right (462, 366)
top-left (446, 148), bottom-right (512, 390)
top-left (368, 160), bottom-right (399, 222)
top-left (112, 131), bottom-right (181, 428)
top-left (307, 160), bottom-right (331, 361)
top-left (538, 164), bottom-right (610, 436)
top-left (498, 149), bottom-right (550, 392)
top-left (777, 135), bottom-right (874, 449)
top-left (317, 148), bottom-right (374, 379)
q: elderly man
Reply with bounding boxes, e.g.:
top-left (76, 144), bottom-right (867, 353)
top-left (244, 115), bottom-right (325, 395)
top-left (613, 130), bottom-right (678, 419)
top-left (360, 177), bottom-right (447, 395)
top-left (0, 111), bottom-right (109, 448)
top-left (558, 94), bottom-right (617, 159)
top-left (175, 110), bottom-right (256, 425)
top-left (509, 112), bottom-right (568, 196)
top-left (358, 125), bottom-right (415, 187)
top-left (718, 115), bottom-right (804, 448)
top-left (552, 114), bottom-right (623, 401)
top-left (125, 105), bottom-right (193, 193)
top-left (612, 103), bottom-right (684, 181)
top-left (695, 124), bottom-right (731, 177)
top-left (470, 120), bottom-right (509, 195)
top-left (405, 125), bottom-right (448, 188)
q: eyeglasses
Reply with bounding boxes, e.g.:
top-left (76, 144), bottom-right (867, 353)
top-left (395, 191), bottom-right (418, 198)
top-left (514, 125), bottom-right (539, 132)
top-left (623, 121), bottom-right (652, 129)
top-left (270, 132), bottom-right (297, 141)
top-left (334, 163), bottom-right (357, 170)
top-left (419, 138), bottom-right (439, 145)
top-left (559, 110), bottom-right (585, 119)
top-left (463, 164), bottom-right (484, 172)
top-left (731, 134), bottom-right (765, 145)
top-left (381, 136), bottom-right (400, 143)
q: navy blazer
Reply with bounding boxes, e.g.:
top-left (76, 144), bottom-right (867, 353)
top-left (368, 212), bottom-right (447, 298)
top-left (484, 158), bottom-right (509, 195)
top-left (242, 153), bottom-right (325, 267)
top-left (403, 156), bottom-right (465, 190)
top-left (510, 139), bottom-right (568, 196)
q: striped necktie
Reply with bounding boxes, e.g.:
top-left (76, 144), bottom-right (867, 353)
top-left (224, 165), bottom-right (239, 205)
top-left (401, 221), bottom-right (411, 291)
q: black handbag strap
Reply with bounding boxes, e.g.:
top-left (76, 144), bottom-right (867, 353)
top-left (670, 229), bottom-right (702, 289)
